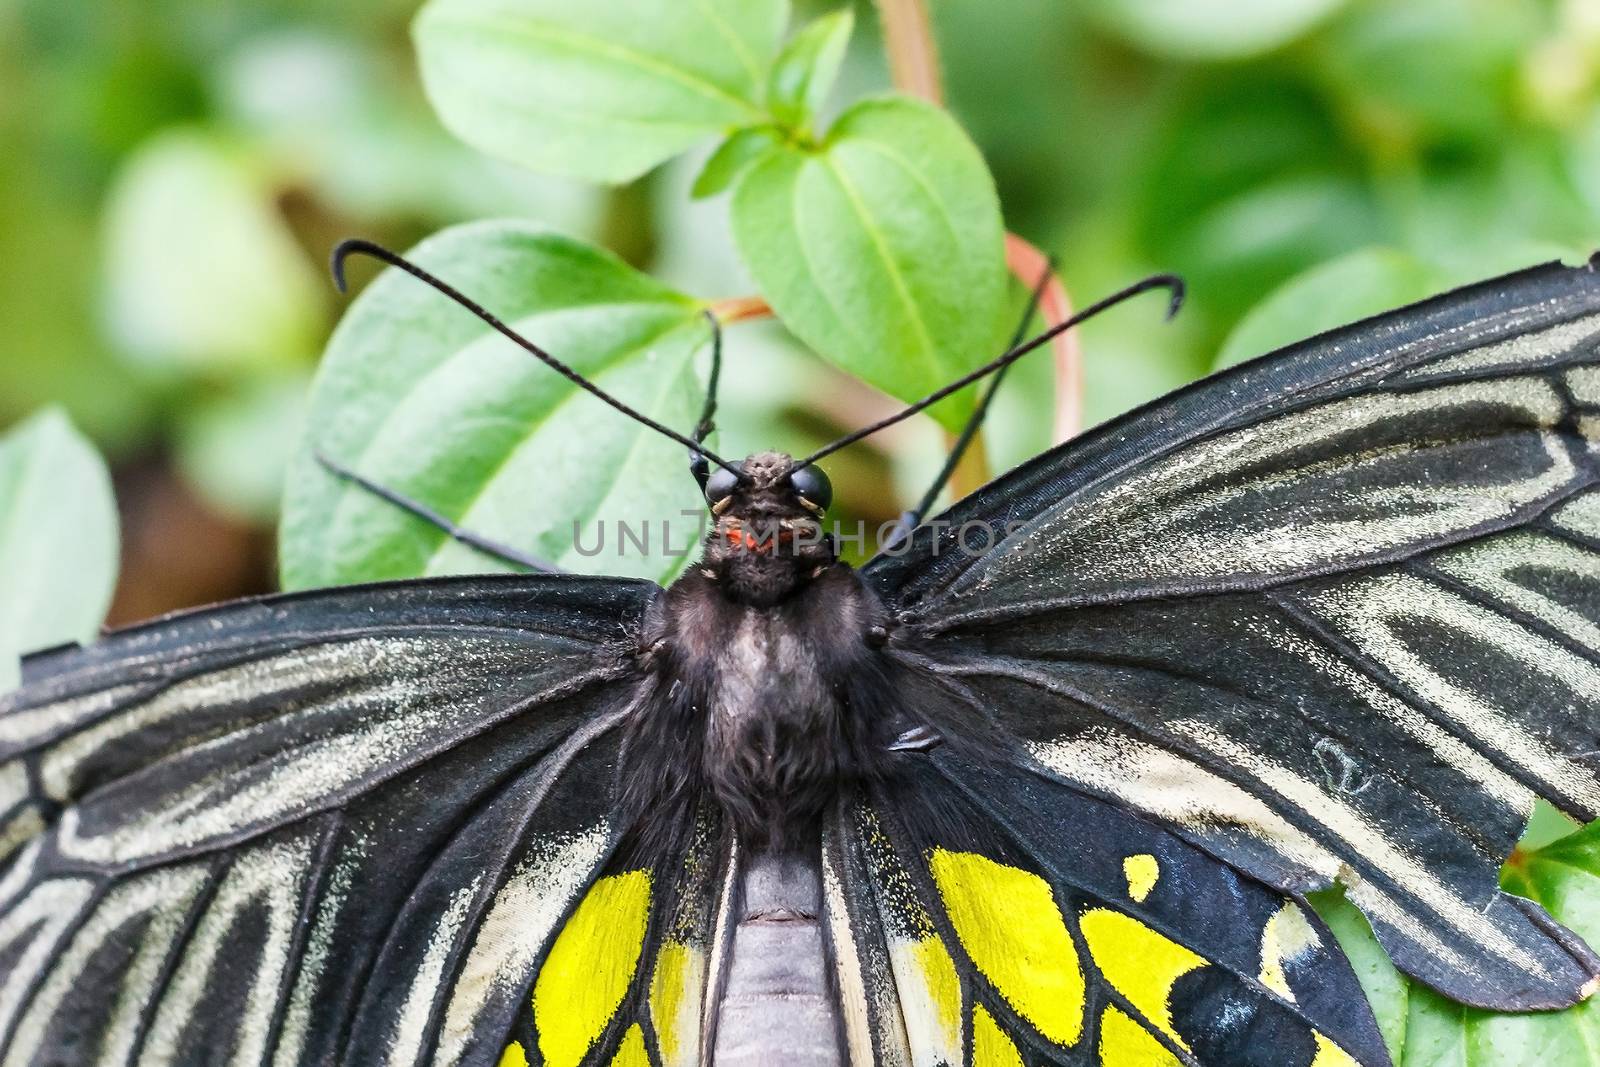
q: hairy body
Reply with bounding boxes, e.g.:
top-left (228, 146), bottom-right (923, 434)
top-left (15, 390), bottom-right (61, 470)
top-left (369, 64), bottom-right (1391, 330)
top-left (619, 452), bottom-right (909, 1063)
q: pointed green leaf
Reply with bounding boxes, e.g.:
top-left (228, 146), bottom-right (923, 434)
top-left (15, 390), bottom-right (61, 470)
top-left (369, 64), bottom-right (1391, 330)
top-left (0, 410), bottom-right (119, 691)
top-left (730, 97), bottom-right (1007, 430)
top-left (692, 125), bottom-right (786, 199)
top-left (414, 0), bottom-right (787, 183)
top-left (766, 9), bottom-right (853, 132)
top-left (279, 221), bottom-right (709, 589)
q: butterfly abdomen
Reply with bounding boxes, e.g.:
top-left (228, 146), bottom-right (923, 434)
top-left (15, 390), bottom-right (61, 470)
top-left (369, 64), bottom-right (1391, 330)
top-left (712, 848), bottom-right (841, 1066)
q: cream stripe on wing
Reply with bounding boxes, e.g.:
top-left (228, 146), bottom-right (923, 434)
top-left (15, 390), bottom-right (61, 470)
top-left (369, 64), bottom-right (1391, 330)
top-left (136, 838), bottom-right (313, 1067)
top-left (1565, 365), bottom-right (1600, 405)
top-left (271, 855), bottom-right (360, 1067)
top-left (1400, 313), bottom-right (1600, 379)
top-left (1430, 532), bottom-right (1600, 653)
top-left (0, 878), bottom-right (96, 1046)
top-left (0, 866), bottom-right (207, 1067)
top-left (0, 683), bottom-right (146, 750)
top-left (820, 842), bottom-right (875, 1067)
top-left (386, 877), bottom-right (484, 1067)
top-left (974, 378), bottom-right (1573, 595)
top-left (1306, 574), bottom-right (1600, 811)
top-left (1257, 622), bottom-right (1532, 812)
top-left (1553, 493), bottom-right (1600, 539)
top-left (1026, 729), bottom-right (1339, 881)
top-left (434, 826), bottom-right (610, 1067)
top-left (1167, 721), bottom-right (1540, 974)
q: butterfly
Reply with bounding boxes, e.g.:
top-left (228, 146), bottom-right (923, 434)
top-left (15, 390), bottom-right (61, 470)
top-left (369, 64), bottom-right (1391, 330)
top-left (2, 243), bottom-right (1600, 1067)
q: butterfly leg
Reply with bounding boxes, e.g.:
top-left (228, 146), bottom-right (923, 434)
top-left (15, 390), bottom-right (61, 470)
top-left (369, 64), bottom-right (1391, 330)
top-left (689, 309), bottom-right (724, 493)
top-left (883, 261), bottom-right (1058, 550)
top-left (887, 724), bottom-right (944, 752)
top-left (314, 450), bottom-right (563, 573)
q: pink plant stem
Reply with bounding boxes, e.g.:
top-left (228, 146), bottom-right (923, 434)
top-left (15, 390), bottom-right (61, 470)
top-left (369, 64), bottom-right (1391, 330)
top-left (1005, 232), bottom-right (1082, 443)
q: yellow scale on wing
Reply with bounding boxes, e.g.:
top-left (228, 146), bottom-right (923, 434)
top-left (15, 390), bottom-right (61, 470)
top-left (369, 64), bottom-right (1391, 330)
top-left (927, 849), bottom-right (1086, 1049)
top-left (1312, 1033), bottom-right (1361, 1067)
top-left (532, 870), bottom-right (653, 1067)
top-left (608, 1025), bottom-right (649, 1067)
top-left (972, 1005), bottom-right (1026, 1067)
top-left (1259, 901), bottom-right (1321, 1003)
top-left (1079, 908), bottom-right (1205, 1052)
top-left (648, 940), bottom-right (704, 1067)
top-left (901, 930), bottom-right (963, 1062)
top-left (1122, 855), bottom-right (1160, 904)
top-left (1098, 1005), bottom-right (1182, 1067)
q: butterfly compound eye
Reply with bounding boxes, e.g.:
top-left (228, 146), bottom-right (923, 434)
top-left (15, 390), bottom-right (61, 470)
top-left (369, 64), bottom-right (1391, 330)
top-left (788, 464), bottom-right (832, 511)
top-left (704, 465), bottom-right (741, 505)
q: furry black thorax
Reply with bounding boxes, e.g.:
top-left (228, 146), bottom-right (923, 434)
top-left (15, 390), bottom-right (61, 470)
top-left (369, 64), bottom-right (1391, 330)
top-left (619, 451), bottom-right (917, 852)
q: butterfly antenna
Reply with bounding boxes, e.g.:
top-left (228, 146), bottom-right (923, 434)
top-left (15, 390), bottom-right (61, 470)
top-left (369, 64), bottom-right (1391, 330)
top-left (792, 272), bottom-right (1185, 469)
top-left (688, 309), bottom-right (723, 491)
top-left (901, 258), bottom-right (1056, 532)
top-left (331, 238), bottom-right (745, 478)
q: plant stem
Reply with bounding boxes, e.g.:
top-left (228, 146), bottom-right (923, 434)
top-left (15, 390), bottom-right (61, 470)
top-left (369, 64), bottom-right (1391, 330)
top-left (1005, 233), bottom-right (1083, 444)
top-left (876, 0), bottom-right (978, 490)
top-left (708, 295), bottom-right (773, 324)
top-left (875, 0), bottom-right (944, 104)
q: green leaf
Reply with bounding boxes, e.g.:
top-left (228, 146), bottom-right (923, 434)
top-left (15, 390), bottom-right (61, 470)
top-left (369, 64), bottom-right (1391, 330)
top-left (279, 220), bottom-right (709, 590)
top-left (101, 129), bottom-right (323, 374)
top-left (413, 0), bottom-right (787, 183)
top-left (1215, 247), bottom-right (1442, 370)
top-left (766, 8), bottom-right (853, 132)
top-left (1083, 0), bottom-right (1349, 60)
top-left (1314, 806), bottom-right (1600, 1066)
top-left (692, 125), bottom-right (786, 199)
top-left (0, 410), bottom-right (119, 691)
top-left (730, 97), bottom-right (1007, 431)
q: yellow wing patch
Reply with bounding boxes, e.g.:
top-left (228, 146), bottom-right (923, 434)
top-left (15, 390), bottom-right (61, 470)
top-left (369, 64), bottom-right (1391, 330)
top-left (893, 933), bottom-right (962, 1065)
top-left (1079, 909), bottom-right (1205, 1051)
top-left (1122, 854), bottom-right (1160, 903)
top-left (1098, 1005), bottom-right (1182, 1067)
top-left (1259, 902), bottom-right (1320, 1003)
top-left (608, 1024), bottom-right (650, 1067)
top-left (533, 870), bottom-right (652, 1067)
top-left (972, 1005), bottom-right (1025, 1067)
top-left (497, 1041), bottom-right (530, 1067)
top-left (1311, 1033), bottom-right (1361, 1067)
top-left (928, 849), bottom-right (1085, 1047)
top-left (648, 940), bottom-right (704, 1067)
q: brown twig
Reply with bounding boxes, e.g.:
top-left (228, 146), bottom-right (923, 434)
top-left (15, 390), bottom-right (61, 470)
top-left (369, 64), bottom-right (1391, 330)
top-left (1005, 232), bottom-right (1082, 444)
top-left (874, 0), bottom-right (944, 104)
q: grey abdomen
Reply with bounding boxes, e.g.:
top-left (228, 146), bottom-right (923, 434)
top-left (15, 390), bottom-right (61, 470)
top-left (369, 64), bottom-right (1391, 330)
top-left (713, 850), bottom-right (841, 1066)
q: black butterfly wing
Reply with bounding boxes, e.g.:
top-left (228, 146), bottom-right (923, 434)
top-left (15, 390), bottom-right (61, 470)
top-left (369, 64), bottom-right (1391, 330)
top-left (822, 756), bottom-right (1386, 1067)
top-left (865, 255), bottom-right (1600, 1012)
top-left (0, 573), bottom-right (697, 1067)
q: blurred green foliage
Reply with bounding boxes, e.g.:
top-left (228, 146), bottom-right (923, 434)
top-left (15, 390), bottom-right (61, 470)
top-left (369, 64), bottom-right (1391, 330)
top-left (2, 0), bottom-right (1599, 571)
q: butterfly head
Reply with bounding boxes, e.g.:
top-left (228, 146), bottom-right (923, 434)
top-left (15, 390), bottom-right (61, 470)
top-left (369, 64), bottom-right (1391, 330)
top-left (700, 451), bottom-right (835, 604)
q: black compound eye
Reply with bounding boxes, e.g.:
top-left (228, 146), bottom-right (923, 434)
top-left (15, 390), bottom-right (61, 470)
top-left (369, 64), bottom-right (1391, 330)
top-left (704, 464), bottom-right (742, 505)
top-left (788, 464), bottom-right (832, 511)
